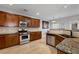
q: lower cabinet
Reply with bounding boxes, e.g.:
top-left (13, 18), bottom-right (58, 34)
top-left (0, 33), bottom-right (20, 49)
top-left (0, 35), bottom-right (5, 49)
top-left (30, 31), bottom-right (41, 41)
top-left (46, 33), bottom-right (64, 47)
top-left (5, 33), bottom-right (19, 47)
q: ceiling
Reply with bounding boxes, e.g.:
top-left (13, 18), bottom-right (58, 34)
top-left (0, 4), bottom-right (79, 21)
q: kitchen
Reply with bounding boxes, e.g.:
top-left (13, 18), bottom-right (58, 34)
top-left (0, 10), bottom-right (41, 49)
top-left (0, 4), bottom-right (79, 54)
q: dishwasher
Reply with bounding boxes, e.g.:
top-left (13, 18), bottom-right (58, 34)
top-left (46, 35), bottom-right (55, 46)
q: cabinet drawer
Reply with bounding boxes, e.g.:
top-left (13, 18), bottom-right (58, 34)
top-left (5, 34), bottom-right (19, 47)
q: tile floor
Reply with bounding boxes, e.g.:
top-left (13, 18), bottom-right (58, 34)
top-left (0, 32), bottom-right (57, 54)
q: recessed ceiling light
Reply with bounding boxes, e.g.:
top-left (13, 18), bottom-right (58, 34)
top-left (36, 12), bottom-right (39, 15)
top-left (64, 5), bottom-right (68, 8)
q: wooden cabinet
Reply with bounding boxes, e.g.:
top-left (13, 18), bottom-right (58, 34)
top-left (18, 15), bottom-right (40, 28)
top-left (27, 19), bottom-right (32, 27)
top-left (0, 12), bottom-right (6, 26)
top-left (0, 35), bottom-right (5, 49)
top-left (0, 11), bottom-right (19, 27)
top-left (46, 33), bottom-right (64, 47)
top-left (5, 33), bottom-right (19, 47)
top-left (0, 11), bottom-right (40, 27)
top-left (5, 14), bottom-right (19, 26)
top-left (27, 19), bottom-right (40, 28)
top-left (18, 16), bottom-right (25, 21)
top-left (30, 31), bottom-right (41, 41)
top-left (0, 33), bottom-right (19, 49)
top-left (31, 19), bottom-right (40, 27)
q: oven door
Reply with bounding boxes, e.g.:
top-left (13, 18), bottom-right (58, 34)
top-left (20, 35), bottom-right (28, 41)
top-left (22, 35), bottom-right (28, 40)
top-left (20, 35), bottom-right (29, 44)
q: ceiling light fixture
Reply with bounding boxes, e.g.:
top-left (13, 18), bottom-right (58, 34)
top-left (51, 16), bottom-right (56, 23)
top-left (64, 5), bottom-right (68, 8)
top-left (36, 12), bottom-right (39, 15)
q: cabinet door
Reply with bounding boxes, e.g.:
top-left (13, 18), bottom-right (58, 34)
top-left (5, 14), bottom-right (19, 26)
top-left (33, 19), bottom-right (40, 27)
top-left (31, 19), bottom-right (35, 27)
top-left (27, 19), bottom-right (40, 27)
top-left (5, 34), bottom-right (19, 47)
top-left (30, 32), bottom-right (35, 41)
top-left (18, 16), bottom-right (25, 21)
top-left (12, 15), bottom-right (19, 26)
top-left (31, 19), bottom-right (36, 27)
top-left (0, 36), bottom-right (5, 49)
top-left (27, 19), bottom-right (32, 27)
top-left (30, 32), bottom-right (41, 41)
top-left (11, 34), bottom-right (19, 45)
top-left (0, 12), bottom-right (6, 26)
top-left (5, 35), bottom-right (13, 47)
top-left (35, 32), bottom-right (41, 39)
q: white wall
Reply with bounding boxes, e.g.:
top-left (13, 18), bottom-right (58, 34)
top-left (50, 14), bottom-right (79, 30)
top-left (50, 23), bottom-right (64, 29)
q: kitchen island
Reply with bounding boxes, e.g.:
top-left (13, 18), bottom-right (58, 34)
top-left (56, 38), bottom-right (79, 54)
top-left (46, 31), bottom-right (78, 54)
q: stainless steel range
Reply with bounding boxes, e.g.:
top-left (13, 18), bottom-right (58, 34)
top-left (19, 31), bottom-right (29, 44)
top-left (19, 19), bottom-right (29, 44)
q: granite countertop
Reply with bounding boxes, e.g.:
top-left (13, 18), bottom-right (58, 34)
top-left (47, 33), bottom-right (72, 39)
top-left (56, 38), bottom-right (79, 54)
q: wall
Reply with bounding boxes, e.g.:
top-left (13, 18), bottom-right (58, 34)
top-left (0, 5), bottom-right (45, 32)
top-left (50, 23), bottom-right (63, 29)
top-left (50, 14), bottom-right (79, 30)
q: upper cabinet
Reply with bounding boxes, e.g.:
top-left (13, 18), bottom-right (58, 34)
top-left (0, 11), bottom-right (19, 27)
top-left (0, 11), bottom-right (40, 27)
top-left (18, 15), bottom-right (25, 21)
top-left (5, 13), bottom-right (19, 27)
top-left (19, 15), bottom-right (40, 28)
top-left (0, 12), bottom-right (6, 26)
top-left (27, 18), bottom-right (40, 28)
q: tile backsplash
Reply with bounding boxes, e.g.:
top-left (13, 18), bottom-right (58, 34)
top-left (0, 27), bottom-right (18, 34)
top-left (0, 27), bottom-right (41, 34)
